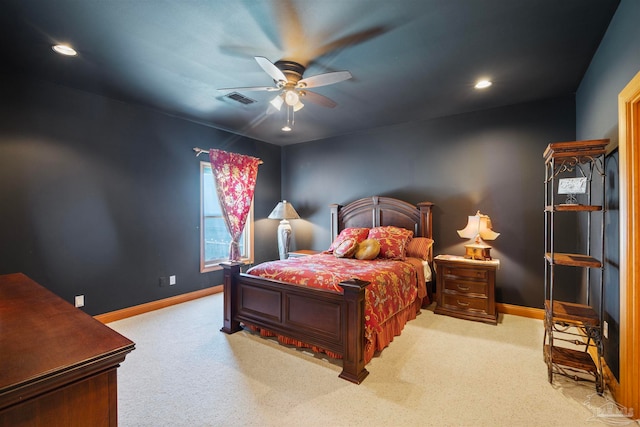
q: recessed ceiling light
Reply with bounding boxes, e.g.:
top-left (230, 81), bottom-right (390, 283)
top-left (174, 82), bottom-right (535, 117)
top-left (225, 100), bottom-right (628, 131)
top-left (52, 44), bottom-right (77, 56)
top-left (475, 79), bottom-right (492, 89)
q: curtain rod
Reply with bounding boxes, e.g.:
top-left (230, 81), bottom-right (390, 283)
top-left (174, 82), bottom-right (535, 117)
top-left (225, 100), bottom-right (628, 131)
top-left (193, 147), bottom-right (263, 164)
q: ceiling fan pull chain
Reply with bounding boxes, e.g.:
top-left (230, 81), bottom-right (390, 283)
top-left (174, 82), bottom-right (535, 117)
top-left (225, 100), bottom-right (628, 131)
top-left (281, 105), bottom-right (293, 132)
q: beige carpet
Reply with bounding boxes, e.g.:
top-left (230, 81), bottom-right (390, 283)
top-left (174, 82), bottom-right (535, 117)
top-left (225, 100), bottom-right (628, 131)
top-left (109, 294), bottom-right (637, 427)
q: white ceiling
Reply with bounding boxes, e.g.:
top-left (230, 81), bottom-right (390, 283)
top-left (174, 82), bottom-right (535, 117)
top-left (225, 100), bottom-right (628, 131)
top-left (0, 0), bottom-right (620, 145)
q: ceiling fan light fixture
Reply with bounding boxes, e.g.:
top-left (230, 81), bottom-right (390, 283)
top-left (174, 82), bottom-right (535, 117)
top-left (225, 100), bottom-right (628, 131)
top-left (293, 101), bottom-right (304, 112)
top-left (270, 94), bottom-right (284, 111)
top-left (284, 90), bottom-right (300, 106)
top-left (475, 79), bottom-right (492, 89)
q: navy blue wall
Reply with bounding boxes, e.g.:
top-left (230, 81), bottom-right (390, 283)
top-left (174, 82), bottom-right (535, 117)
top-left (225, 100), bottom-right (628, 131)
top-left (283, 96), bottom-right (576, 308)
top-left (575, 0), bottom-right (640, 381)
top-left (2, 2), bottom-right (636, 322)
top-left (0, 77), bottom-right (281, 315)
top-left (577, 0), bottom-right (640, 142)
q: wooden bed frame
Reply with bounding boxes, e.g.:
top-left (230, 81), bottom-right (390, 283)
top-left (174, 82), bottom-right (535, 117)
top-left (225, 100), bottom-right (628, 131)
top-left (221, 196), bottom-right (434, 384)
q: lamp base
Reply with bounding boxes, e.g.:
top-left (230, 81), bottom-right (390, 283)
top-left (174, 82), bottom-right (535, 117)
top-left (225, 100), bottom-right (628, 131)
top-left (464, 244), bottom-right (493, 261)
top-left (277, 219), bottom-right (292, 260)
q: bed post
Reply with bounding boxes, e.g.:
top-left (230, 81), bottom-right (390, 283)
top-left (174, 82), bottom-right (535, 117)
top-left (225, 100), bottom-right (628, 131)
top-left (338, 278), bottom-right (370, 384)
top-left (329, 203), bottom-right (340, 243)
top-left (221, 263), bottom-right (242, 334)
top-left (417, 201), bottom-right (434, 238)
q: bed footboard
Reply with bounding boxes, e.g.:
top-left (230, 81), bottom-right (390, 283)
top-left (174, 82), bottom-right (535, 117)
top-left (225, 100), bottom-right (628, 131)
top-left (221, 263), bottom-right (370, 384)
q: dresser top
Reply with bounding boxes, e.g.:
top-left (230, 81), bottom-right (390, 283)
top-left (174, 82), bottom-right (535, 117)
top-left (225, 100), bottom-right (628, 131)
top-left (0, 273), bottom-right (134, 405)
top-left (435, 254), bottom-right (500, 267)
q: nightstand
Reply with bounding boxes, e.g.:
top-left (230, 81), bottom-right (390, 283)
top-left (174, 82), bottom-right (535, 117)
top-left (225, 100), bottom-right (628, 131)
top-left (434, 255), bottom-right (499, 325)
top-left (288, 249), bottom-right (321, 258)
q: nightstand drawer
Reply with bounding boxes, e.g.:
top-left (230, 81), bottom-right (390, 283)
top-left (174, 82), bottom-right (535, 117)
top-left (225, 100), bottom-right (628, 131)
top-left (443, 279), bottom-right (487, 295)
top-left (443, 266), bottom-right (488, 280)
top-left (441, 294), bottom-right (488, 313)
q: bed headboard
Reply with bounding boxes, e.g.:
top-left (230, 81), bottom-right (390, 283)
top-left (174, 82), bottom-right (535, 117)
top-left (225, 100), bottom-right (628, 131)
top-left (329, 196), bottom-right (434, 248)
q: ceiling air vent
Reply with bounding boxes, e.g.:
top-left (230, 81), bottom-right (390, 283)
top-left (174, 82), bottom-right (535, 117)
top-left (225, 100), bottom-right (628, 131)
top-left (225, 92), bottom-right (257, 105)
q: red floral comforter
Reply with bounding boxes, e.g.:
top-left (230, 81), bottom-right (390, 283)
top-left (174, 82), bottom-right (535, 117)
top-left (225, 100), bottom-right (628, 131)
top-left (246, 254), bottom-right (426, 343)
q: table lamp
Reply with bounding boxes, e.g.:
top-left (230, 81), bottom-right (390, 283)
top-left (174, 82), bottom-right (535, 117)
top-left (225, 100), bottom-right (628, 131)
top-left (457, 210), bottom-right (500, 260)
top-left (268, 200), bottom-right (300, 259)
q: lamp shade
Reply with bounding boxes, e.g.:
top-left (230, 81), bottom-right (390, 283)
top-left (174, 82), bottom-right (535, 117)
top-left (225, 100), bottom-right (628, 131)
top-left (268, 200), bottom-right (300, 220)
top-left (457, 211), bottom-right (500, 241)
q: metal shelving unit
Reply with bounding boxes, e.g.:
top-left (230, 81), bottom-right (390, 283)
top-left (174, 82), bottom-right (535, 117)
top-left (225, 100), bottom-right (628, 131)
top-left (543, 139), bottom-right (608, 395)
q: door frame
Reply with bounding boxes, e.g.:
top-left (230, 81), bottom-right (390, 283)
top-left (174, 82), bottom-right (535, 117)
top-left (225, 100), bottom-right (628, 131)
top-left (618, 69), bottom-right (640, 419)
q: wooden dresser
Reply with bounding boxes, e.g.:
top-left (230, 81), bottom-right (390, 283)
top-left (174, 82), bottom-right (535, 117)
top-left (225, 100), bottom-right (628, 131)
top-left (0, 273), bottom-right (135, 426)
top-left (434, 255), bottom-right (499, 325)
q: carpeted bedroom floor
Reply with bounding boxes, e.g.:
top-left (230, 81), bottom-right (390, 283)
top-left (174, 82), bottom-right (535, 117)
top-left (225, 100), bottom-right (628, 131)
top-left (108, 293), bottom-right (637, 427)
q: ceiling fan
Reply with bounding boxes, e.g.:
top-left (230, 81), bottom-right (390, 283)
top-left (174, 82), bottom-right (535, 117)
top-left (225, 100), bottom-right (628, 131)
top-left (218, 56), bottom-right (352, 114)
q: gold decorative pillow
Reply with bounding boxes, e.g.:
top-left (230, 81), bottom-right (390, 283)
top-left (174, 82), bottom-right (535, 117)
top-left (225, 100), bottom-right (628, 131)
top-left (334, 237), bottom-right (359, 258)
top-left (355, 239), bottom-right (381, 260)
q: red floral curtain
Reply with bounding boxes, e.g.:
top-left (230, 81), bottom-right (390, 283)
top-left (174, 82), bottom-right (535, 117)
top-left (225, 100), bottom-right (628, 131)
top-left (209, 149), bottom-right (261, 261)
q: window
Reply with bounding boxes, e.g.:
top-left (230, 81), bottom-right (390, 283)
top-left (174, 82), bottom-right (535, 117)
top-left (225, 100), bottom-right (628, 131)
top-left (200, 161), bottom-right (254, 272)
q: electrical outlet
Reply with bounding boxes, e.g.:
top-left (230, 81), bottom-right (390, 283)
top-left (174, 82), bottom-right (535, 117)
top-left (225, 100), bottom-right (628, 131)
top-left (603, 320), bottom-right (609, 339)
top-left (169, 275), bottom-right (176, 285)
top-left (75, 295), bottom-right (85, 308)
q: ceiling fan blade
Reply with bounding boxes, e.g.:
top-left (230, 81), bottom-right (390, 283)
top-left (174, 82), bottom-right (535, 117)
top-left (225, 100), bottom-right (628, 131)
top-left (297, 71), bottom-right (352, 89)
top-left (254, 56), bottom-right (288, 83)
top-left (312, 26), bottom-right (388, 59)
top-left (300, 90), bottom-right (337, 108)
top-left (217, 86), bottom-right (280, 93)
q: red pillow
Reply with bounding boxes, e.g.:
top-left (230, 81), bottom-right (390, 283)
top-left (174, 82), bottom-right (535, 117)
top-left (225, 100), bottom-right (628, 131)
top-left (334, 238), bottom-right (359, 258)
top-left (327, 228), bottom-right (370, 253)
top-left (367, 226), bottom-right (413, 260)
top-left (406, 237), bottom-right (434, 260)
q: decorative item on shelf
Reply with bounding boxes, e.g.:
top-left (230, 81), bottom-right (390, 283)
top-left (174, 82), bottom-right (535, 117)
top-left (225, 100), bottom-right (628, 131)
top-left (557, 177), bottom-right (587, 205)
top-left (457, 211), bottom-right (500, 260)
top-left (268, 200), bottom-right (300, 260)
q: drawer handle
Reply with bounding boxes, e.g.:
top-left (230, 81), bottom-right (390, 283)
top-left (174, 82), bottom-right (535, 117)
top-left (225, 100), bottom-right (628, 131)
top-left (457, 284), bottom-right (470, 291)
top-left (457, 300), bottom-right (470, 307)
